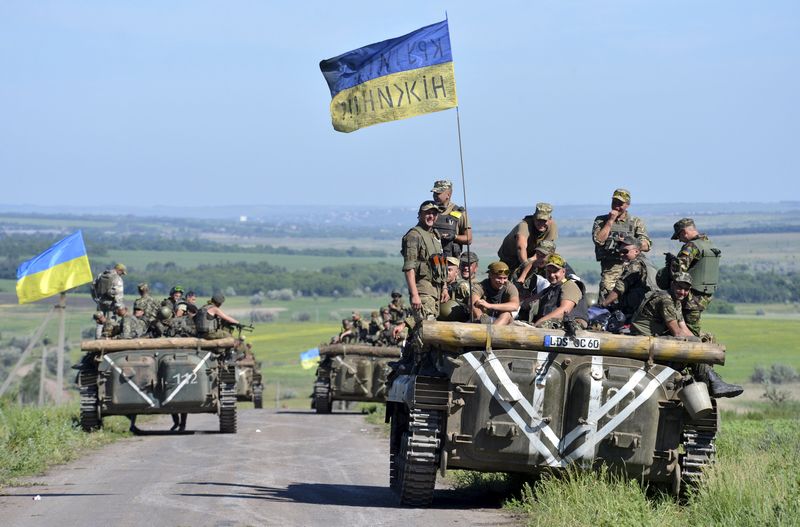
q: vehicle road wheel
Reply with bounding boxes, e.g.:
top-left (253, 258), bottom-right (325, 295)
top-left (253, 384), bottom-right (263, 409)
top-left (218, 369), bottom-right (238, 433)
top-left (394, 408), bottom-right (443, 507)
top-left (79, 370), bottom-right (102, 432)
top-left (314, 378), bottom-right (333, 414)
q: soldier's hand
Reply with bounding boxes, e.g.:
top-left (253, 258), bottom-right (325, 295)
top-left (440, 288), bottom-right (450, 303)
top-left (608, 209), bottom-right (620, 222)
top-left (410, 293), bottom-right (422, 310)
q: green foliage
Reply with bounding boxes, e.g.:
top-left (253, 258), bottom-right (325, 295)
top-left (705, 300), bottom-right (735, 314)
top-left (716, 264), bottom-right (800, 303)
top-left (750, 364), bottom-right (800, 385)
top-left (0, 401), bottom-right (131, 485)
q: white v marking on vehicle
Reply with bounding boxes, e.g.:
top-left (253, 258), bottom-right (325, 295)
top-left (103, 354), bottom-right (156, 407)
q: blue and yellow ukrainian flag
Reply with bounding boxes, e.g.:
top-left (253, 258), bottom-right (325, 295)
top-left (16, 231), bottom-right (93, 304)
top-left (300, 348), bottom-right (320, 370)
top-left (320, 20), bottom-right (458, 132)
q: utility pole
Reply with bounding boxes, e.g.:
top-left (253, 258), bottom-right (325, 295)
top-left (55, 293), bottom-right (67, 403)
top-left (39, 345), bottom-right (48, 406)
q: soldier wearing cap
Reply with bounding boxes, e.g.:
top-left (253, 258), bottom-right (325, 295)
top-left (134, 282), bottom-right (160, 325)
top-left (194, 293), bottom-right (241, 339)
top-left (431, 179), bottom-right (472, 258)
top-left (497, 202), bottom-right (559, 273)
top-left (115, 304), bottom-right (148, 339)
top-left (454, 251), bottom-right (480, 305)
top-left (592, 189), bottom-right (651, 298)
top-left (387, 290), bottom-right (406, 324)
top-left (514, 239), bottom-right (557, 286)
top-left (631, 273), bottom-right (742, 398)
top-left (669, 218), bottom-right (721, 336)
top-left (471, 261), bottom-right (520, 325)
top-left (600, 236), bottom-right (661, 317)
top-left (399, 200), bottom-right (449, 329)
top-left (533, 254), bottom-right (589, 328)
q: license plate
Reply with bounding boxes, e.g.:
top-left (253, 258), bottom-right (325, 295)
top-left (544, 335), bottom-right (601, 351)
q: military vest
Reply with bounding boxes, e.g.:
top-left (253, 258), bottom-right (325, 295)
top-left (537, 279), bottom-right (590, 323)
top-left (686, 237), bottom-right (720, 295)
top-left (194, 305), bottom-right (219, 335)
top-left (433, 205), bottom-right (464, 258)
top-left (595, 216), bottom-right (636, 261)
top-left (403, 226), bottom-right (446, 286)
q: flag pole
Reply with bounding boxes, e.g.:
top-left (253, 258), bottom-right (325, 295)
top-left (454, 106), bottom-right (475, 321)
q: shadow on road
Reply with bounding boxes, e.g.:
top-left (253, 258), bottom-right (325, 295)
top-left (175, 481), bottom-right (503, 510)
top-left (276, 411), bottom-right (365, 416)
top-left (0, 492), bottom-right (117, 498)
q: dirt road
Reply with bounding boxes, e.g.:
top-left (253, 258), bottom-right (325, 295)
top-left (0, 409), bottom-right (514, 527)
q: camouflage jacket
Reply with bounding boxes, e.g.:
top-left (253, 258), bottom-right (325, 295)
top-left (118, 315), bottom-right (148, 339)
top-left (592, 212), bottom-right (651, 262)
top-left (454, 277), bottom-right (479, 305)
top-left (670, 234), bottom-right (708, 276)
top-left (134, 295), bottom-right (160, 323)
top-left (631, 291), bottom-right (684, 337)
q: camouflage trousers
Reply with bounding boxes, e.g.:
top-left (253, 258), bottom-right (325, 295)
top-left (199, 329), bottom-right (232, 340)
top-left (683, 292), bottom-right (713, 337)
top-left (599, 261), bottom-right (625, 298)
top-left (411, 293), bottom-right (440, 323)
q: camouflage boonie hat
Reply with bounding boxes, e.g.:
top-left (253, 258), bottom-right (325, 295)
top-left (673, 272), bottom-right (693, 286)
top-left (533, 202), bottom-right (553, 220)
top-left (534, 240), bottom-right (556, 255)
top-left (487, 261), bottom-right (510, 275)
top-left (430, 180), bottom-right (453, 193)
top-left (612, 188), bottom-right (631, 203)
top-left (114, 263), bottom-right (127, 275)
top-left (544, 253), bottom-right (567, 270)
top-left (671, 218), bottom-right (696, 240)
top-left (446, 256), bottom-right (460, 266)
top-left (459, 251), bottom-right (479, 264)
top-left (418, 200), bottom-right (439, 212)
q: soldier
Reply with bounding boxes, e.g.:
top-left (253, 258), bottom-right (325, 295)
top-left (149, 306), bottom-right (174, 337)
top-left (592, 189), bottom-right (651, 298)
top-left (194, 293), bottom-right (241, 339)
top-left (630, 273), bottom-right (742, 398)
top-left (116, 304), bottom-right (148, 340)
top-left (92, 263), bottom-right (127, 338)
top-left (600, 236), bottom-right (660, 317)
top-left (669, 218), bottom-right (721, 336)
top-left (533, 254), bottom-right (589, 329)
top-left (431, 179), bottom-right (472, 258)
top-left (445, 256), bottom-right (461, 300)
top-left (401, 200), bottom-right (448, 326)
top-left (92, 311), bottom-right (119, 339)
top-left (162, 285), bottom-right (185, 314)
top-left (471, 261), bottom-right (520, 325)
top-left (351, 312), bottom-right (367, 341)
top-left (134, 283), bottom-right (160, 325)
top-left (185, 291), bottom-right (198, 307)
top-left (376, 319), bottom-right (399, 346)
top-left (387, 290), bottom-right (406, 324)
top-left (337, 319), bottom-right (358, 343)
top-left (167, 311), bottom-right (196, 337)
top-left (367, 311), bottom-right (382, 343)
top-left (497, 203), bottom-right (558, 273)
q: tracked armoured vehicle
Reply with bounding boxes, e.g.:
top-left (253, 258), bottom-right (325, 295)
top-left (387, 321), bottom-right (725, 506)
top-left (77, 337), bottom-right (240, 433)
top-left (235, 345), bottom-right (264, 409)
top-left (313, 343), bottom-right (402, 413)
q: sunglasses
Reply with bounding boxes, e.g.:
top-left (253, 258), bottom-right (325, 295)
top-left (619, 249), bottom-right (630, 255)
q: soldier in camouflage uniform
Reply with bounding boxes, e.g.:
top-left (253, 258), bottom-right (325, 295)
top-left (134, 283), bottom-right (160, 325)
top-left (431, 179), bottom-right (472, 258)
top-left (592, 189), bottom-right (651, 298)
top-left (600, 236), bottom-right (660, 317)
top-left (93, 311), bottom-right (120, 339)
top-left (471, 261), bottom-right (520, 325)
top-left (149, 306), bottom-right (174, 337)
top-left (93, 263), bottom-right (127, 338)
top-left (116, 304), bottom-right (148, 339)
top-left (669, 218), bottom-right (721, 336)
top-left (161, 285), bottom-right (185, 314)
top-left (453, 251), bottom-right (480, 306)
top-left (631, 273), bottom-right (742, 398)
top-left (445, 256), bottom-right (461, 301)
top-left (387, 291), bottom-right (406, 324)
top-left (497, 203), bottom-right (558, 273)
top-left (194, 293), bottom-right (240, 340)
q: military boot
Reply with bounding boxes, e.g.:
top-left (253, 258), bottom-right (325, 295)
top-left (706, 369), bottom-right (743, 398)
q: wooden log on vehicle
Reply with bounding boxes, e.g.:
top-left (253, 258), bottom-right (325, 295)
top-left (319, 344), bottom-right (402, 358)
top-left (81, 337), bottom-right (238, 352)
top-left (419, 321), bottom-right (726, 365)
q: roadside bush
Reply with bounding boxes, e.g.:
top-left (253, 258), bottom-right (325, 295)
top-left (249, 310), bottom-right (275, 323)
top-left (705, 300), bottom-right (736, 314)
top-left (751, 364), bottom-right (799, 384)
top-left (293, 312), bottom-right (311, 322)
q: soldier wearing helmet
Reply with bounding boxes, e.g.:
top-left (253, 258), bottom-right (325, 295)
top-left (91, 263), bottom-right (126, 338)
top-left (148, 305), bottom-right (175, 337)
top-left (431, 179), bottom-right (472, 258)
top-left (470, 261), bottom-right (520, 326)
top-left (194, 293), bottom-right (241, 339)
top-left (592, 188), bottom-right (651, 298)
top-left (161, 285), bottom-right (185, 314)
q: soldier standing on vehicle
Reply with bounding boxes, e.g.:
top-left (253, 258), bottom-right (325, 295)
top-left (134, 283), bottom-right (160, 325)
top-left (669, 218), bottom-right (721, 336)
top-left (497, 203), bottom-right (558, 273)
top-left (92, 263), bottom-right (127, 338)
top-left (195, 293), bottom-right (241, 339)
top-left (600, 236), bottom-right (660, 317)
top-left (592, 189), bottom-right (651, 298)
top-left (533, 254), bottom-right (589, 329)
top-left (631, 273), bottom-right (742, 398)
top-left (402, 200), bottom-right (448, 324)
top-left (470, 261), bottom-right (520, 325)
top-left (431, 179), bottom-right (472, 258)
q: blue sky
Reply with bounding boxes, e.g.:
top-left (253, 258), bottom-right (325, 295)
top-left (1, 1), bottom-right (798, 208)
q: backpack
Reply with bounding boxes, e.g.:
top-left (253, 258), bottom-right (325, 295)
top-left (91, 270), bottom-right (115, 303)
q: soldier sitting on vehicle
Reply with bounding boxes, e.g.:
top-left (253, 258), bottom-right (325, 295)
top-left (533, 254), bottom-right (590, 329)
top-left (470, 261), bottom-right (520, 326)
top-left (92, 311), bottom-right (119, 339)
top-left (134, 282), bottom-right (161, 325)
top-left (148, 306), bottom-right (174, 337)
top-left (631, 273), bottom-right (742, 398)
top-left (599, 236), bottom-right (661, 318)
top-left (116, 304), bottom-right (148, 340)
top-left (194, 293), bottom-right (241, 340)
top-left (162, 285), bottom-right (185, 314)
top-left (387, 290), bottom-right (406, 324)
